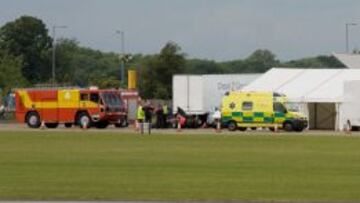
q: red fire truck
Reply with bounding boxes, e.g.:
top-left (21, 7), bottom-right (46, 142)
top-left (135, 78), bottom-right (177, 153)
top-left (15, 88), bottom-right (128, 129)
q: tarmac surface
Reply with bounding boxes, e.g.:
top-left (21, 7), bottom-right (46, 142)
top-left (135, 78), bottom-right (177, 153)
top-left (0, 122), bottom-right (359, 136)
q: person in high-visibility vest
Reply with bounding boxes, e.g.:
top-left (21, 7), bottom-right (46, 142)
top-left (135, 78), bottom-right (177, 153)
top-left (162, 104), bottom-right (168, 128)
top-left (136, 104), bottom-right (145, 131)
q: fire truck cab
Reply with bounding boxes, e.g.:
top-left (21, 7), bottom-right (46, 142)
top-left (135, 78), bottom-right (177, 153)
top-left (15, 88), bottom-right (127, 129)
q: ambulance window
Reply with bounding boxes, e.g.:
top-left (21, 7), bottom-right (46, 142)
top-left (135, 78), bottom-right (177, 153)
top-left (242, 102), bottom-right (253, 111)
top-left (80, 93), bottom-right (89, 101)
top-left (274, 102), bottom-right (287, 113)
top-left (90, 93), bottom-right (99, 103)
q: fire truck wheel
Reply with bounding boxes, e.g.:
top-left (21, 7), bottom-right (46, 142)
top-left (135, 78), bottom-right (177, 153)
top-left (95, 121), bottom-right (109, 129)
top-left (45, 123), bottom-right (59, 128)
top-left (64, 123), bottom-right (72, 128)
top-left (77, 112), bottom-right (91, 129)
top-left (26, 111), bottom-right (41, 128)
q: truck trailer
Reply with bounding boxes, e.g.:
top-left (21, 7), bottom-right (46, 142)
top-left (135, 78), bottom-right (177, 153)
top-left (172, 74), bottom-right (260, 126)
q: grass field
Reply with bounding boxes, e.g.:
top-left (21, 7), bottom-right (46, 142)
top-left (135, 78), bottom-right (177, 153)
top-left (0, 130), bottom-right (360, 201)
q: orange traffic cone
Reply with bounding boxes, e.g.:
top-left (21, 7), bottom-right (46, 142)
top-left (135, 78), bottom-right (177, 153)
top-left (274, 124), bottom-right (278, 133)
top-left (82, 121), bottom-right (88, 130)
top-left (215, 120), bottom-right (221, 133)
top-left (40, 120), bottom-right (45, 130)
top-left (135, 120), bottom-right (139, 132)
top-left (177, 121), bottom-right (182, 132)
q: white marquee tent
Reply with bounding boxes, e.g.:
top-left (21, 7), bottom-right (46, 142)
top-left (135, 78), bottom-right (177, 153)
top-left (243, 68), bottom-right (360, 130)
top-left (333, 53), bottom-right (360, 69)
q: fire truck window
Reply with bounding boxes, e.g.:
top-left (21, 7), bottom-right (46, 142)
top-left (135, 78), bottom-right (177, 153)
top-left (90, 93), bottom-right (99, 103)
top-left (80, 94), bottom-right (89, 101)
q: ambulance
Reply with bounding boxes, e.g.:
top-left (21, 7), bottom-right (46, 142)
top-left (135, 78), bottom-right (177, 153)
top-left (221, 91), bottom-right (308, 132)
top-left (15, 88), bottom-right (127, 129)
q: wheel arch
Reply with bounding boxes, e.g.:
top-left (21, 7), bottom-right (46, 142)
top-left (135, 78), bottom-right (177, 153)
top-left (25, 110), bottom-right (40, 122)
top-left (74, 110), bottom-right (90, 124)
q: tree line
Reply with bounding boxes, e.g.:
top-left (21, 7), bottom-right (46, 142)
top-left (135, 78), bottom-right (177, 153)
top-left (0, 16), bottom-right (345, 99)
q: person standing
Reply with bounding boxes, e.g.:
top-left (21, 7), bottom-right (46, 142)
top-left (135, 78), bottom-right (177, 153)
top-left (213, 107), bottom-right (222, 132)
top-left (143, 101), bottom-right (154, 124)
top-left (155, 104), bottom-right (164, 128)
top-left (136, 103), bottom-right (145, 131)
top-left (162, 103), bottom-right (168, 128)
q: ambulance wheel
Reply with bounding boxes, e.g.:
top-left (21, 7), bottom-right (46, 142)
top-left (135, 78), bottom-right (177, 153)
top-left (250, 127), bottom-right (257, 131)
top-left (239, 127), bottom-right (247, 131)
top-left (64, 123), bottom-right (72, 128)
top-left (77, 112), bottom-right (91, 129)
top-left (284, 122), bottom-right (293, 132)
top-left (95, 121), bottom-right (109, 129)
top-left (45, 123), bottom-right (59, 128)
top-left (269, 127), bottom-right (275, 132)
top-left (294, 127), bottom-right (304, 132)
top-left (26, 111), bottom-right (41, 128)
top-left (227, 121), bottom-right (237, 131)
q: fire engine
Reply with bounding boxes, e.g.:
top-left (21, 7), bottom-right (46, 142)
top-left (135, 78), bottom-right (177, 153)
top-left (15, 88), bottom-right (127, 129)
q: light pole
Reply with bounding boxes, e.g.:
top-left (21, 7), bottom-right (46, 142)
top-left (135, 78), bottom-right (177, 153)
top-left (346, 23), bottom-right (357, 53)
top-left (52, 25), bottom-right (67, 86)
top-left (116, 30), bottom-right (125, 87)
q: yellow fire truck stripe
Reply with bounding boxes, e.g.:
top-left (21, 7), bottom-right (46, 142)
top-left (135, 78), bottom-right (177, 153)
top-left (18, 90), bottom-right (98, 109)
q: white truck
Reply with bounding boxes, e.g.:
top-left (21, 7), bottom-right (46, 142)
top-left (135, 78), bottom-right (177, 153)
top-left (172, 74), bottom-right (260, 126)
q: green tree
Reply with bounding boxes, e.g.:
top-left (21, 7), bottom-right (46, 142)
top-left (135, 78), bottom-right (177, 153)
top-left (281, 55), bottom-right (344, 68)
top-left (0, 49), bottom-right (28, 95)
top-left (0, 16), bottom-right (52, 83)
top-left (52, 38), bottom-right (121, 87)
top-left (139, 42), bottom-right (185, 99)
top-left (244, 49), bottom-right (280, 72)
top-left (219, 49), bottom-right (279, 73)
top-left (185, 59), bottom-right (223, 74)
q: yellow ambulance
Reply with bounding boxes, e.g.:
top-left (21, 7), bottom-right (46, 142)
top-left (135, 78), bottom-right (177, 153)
top-left (221, 91), bottom-right (308, 132)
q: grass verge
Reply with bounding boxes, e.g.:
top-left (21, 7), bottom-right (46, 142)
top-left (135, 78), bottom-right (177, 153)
top-left (0, 130), bottom-right (359, 201)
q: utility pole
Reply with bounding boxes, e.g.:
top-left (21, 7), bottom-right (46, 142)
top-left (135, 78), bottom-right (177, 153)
top-left (116, 30), bottom-right (125, 87)
top-left (346, 23), bottom-right (357, 53)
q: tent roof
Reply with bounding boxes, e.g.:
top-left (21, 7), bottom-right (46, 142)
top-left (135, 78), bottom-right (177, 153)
top-left (243, 68), bottom-right (360, 102)
top-left (333, 53), bottom-right (360, 69)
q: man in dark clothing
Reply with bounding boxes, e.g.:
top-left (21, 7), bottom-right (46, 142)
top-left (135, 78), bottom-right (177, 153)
top-left (155, 104), bottom-right (164, 128)
top-left (142, 103), bottom-right (154, 124)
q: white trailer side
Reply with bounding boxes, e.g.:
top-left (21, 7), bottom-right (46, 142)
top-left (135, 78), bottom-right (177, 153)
top-left (172, 74), bottom-right (261, 115)
top-left (172, 75), bottom-right (203, 114)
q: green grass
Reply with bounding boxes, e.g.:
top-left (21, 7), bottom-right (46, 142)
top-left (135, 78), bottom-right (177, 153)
top-left (1, 131), bottom-right (360, 201)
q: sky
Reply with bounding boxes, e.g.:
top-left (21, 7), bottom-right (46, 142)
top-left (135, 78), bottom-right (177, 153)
top-left (0, 0), bottom-right (360, 61)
